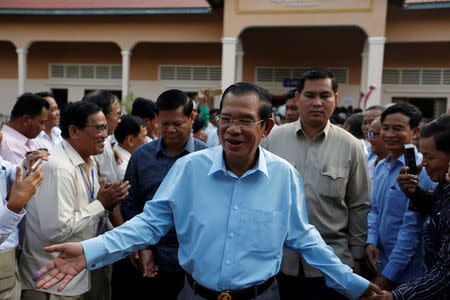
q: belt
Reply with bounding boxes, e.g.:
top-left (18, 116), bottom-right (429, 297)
top-left (186, 273), bottom-right (274, 300)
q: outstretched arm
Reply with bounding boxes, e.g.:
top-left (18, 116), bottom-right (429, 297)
top-left (34, 242), bottom-right (86, 292)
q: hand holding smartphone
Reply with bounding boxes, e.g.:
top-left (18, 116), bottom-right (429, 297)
top-left (31, 158), bottom-right (42, 172)
top-left (404, 144), bottom-right (418, 175)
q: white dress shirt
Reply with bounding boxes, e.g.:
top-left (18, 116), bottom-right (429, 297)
top-left (113, 144), bottom-right (131, 179)
top-left (32, 127), bottom-right (63, 153)
top-left (94, 141), bottom-right (121, 184)
top-left (19, 140), bottom-right (107, 296)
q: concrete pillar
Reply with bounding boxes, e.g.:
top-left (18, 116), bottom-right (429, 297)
top-left (362, 37), bottom-right (386, 108)
top-left (221, 37), bottom-right (238, 93)
top-left (121, 50), bottom-right (131, 98)
top-left (16, 48), bottom-right (28, 95)
top-left (235, 40), bottom-right (244, 83)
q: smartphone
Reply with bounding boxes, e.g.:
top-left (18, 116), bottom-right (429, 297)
top-left (31, 158), bottom-right (42, 172)
top-left (404, 144), bottom-right (418, 175)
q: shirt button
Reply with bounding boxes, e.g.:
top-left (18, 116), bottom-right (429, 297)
top-left (234, 205), bottom-right (238, 210)
top-left (238, 180), bottom-right (241, 184)
top-left (229, 232), bottom-right (234, 238)
top-left (226, 260), bottom-right (230, 265)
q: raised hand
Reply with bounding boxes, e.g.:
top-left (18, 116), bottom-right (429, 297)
top-left (34, 242), bottom-right (86, 292)
top-left (97, 178), bottom-right (130, 211)
top-left (7, 165), bottom-right (43, 213)
top-left (397, 166), bottom-right (419, 197)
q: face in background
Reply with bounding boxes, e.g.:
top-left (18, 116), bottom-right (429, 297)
top-left (297, 78), bottom-right (337, 130)
top-left (106, 101), bottom-right (121, 135)
top-left (218, 92), bottom-right (273, 174)
top-left (25, 108), bottom-right (48, 139)
top-left (145, 116), bottom-right (158, 138)
top-left (381, 112), bottom-right (419, 155)
top-left (419, 136), bottom-right (450, 182)
top-left (192, 102), bottom-right (199, 120)
top-left (158, 106), bottom-right (194, 153)
top-left (77, 111), bottom-right (108, 158)
top-left (362, 109), bottom-right (383, 139)
top-left (129, 126), bottom-right (148, 153)
top-left (285, 97), bottom-right (301, 123)
top-left (45, 97), bottom-right (60, 129)
top-left (368, 119), bottom-right (386, 157)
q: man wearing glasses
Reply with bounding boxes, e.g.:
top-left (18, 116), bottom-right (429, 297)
top-left (19, 101), bottom-right (130, 300)
top-left (33, 83), bottom-right (380, 300)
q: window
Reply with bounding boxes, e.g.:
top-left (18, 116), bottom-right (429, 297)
top-left (159, 65), bottom-right (222, 81)
top-left (49, 64), bottom-right (122, 80)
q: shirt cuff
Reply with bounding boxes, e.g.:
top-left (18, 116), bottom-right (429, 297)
top-left (381, 263), bottom-right (398, 282)
top-left (0, 205), bottom-right (25, 231)
top-left (366, 234), bottom-right (377, 246)
top-left (347, 274), bottom-right (370, 300)
top-left (350, 245), bottom-right (365, 260)
top-left (81, 237), bottom-right (106, 270)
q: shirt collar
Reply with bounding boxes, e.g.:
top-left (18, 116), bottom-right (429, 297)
top-left (208, 146), bottom-right (269, 179)
top-left (155, 134), bottom-right (196, 158)
top-left (295, 119), bottom-right (331, 140)
top-left (62, 139), bottom-right (94, 168)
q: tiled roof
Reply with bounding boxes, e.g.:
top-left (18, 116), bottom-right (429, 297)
top-left (0, 0), bottom-right (210, 9)
top-left (404, 0), bottom-right (449, 3)
top-left (403, 0), bottom-right (450, 9)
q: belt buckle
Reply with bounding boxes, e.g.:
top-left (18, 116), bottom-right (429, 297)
top-left (218, 291), bottom-right (232, 300)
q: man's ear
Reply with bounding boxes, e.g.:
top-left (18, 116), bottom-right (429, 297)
top-left (124, 134), bottom-right (134, 148)
top-left (68, 125), bottom-right (80, 139)
top-left (412, 126), bottom-right (420, 139)
top-left (262, 118), bottom-right (275, 138)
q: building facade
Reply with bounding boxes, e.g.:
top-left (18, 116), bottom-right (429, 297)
top-left (0, 0), bottom-right (449, 117)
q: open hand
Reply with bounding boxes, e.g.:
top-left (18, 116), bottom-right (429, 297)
top-left (34, 242), bottom-right (86, 292)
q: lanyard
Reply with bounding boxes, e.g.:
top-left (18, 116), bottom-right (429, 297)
top-left (79, 166), bottom-right (95, 202)
top-left (61, 141), bottom-right (95, 202)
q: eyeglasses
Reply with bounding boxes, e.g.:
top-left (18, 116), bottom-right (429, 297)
top-left (87, 124), bottom-right (108, 134)
top-left (216, 114), bottom-right (265, 128)
top-left (368, 131), bottom-right (380, 139)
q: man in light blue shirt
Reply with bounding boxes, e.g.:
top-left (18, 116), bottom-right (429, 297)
top-left (365, 103), bottom-right (436, 291)
top-left (0, 151), bottom-right (43, 300)
top-left (33, 83), bottom-right (380, 300)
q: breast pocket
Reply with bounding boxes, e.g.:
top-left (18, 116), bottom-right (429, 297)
top-left (319, 167), bottom-right (349, 199)
top-left (248, 209), bottom-right (285, 252)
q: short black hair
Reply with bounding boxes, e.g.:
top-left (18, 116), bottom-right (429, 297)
top-left (296, 67), bottom-right (338, 94)
top-left (285, 89), bottom-right (297, 101)
top-left (209, 108), bottom-right (220, 116)
top-left (131, 97), bottom-right (157, 120)
top-left (380, 103), bottom-right (422, 129)
top-left (193, 117), bottom-right (206, 134)
top-left (34, 91), bottom-right (54, 99)
top-left (156, 89), bottom-right (192, 117)
top-left (344, 113), bottom-right (365, 139)
top-left (420, 114), bottom-right (450, 154)
top-left (60, 101), bottom-right (102, 139)
top-left (114, 115), bottom-right (146, 144)
top-left (220, 82), bottom-right (272, 121)
top-left (82, 90), bottom-right (119, 115)
top-left (10, 93), bottom-right (50, 120)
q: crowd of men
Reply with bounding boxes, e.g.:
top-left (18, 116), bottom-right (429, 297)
top-left (0, 67), bottom-right (448, 300)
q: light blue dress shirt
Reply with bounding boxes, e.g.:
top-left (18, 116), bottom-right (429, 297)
top-left (82, 146), bottom-right (369, 299)
top-left (367, 149), bottom-right (437, 283)
top-left (0, 157), bottom-right (22, 249)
